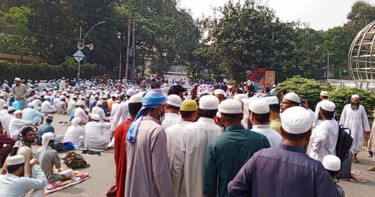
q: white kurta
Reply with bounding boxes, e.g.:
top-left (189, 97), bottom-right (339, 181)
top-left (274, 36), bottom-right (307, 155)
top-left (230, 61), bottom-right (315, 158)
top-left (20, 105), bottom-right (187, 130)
top-left (9, 118), bottom-right (32, 139)
top-left (0, 98), bottom-right (5, 110)
top-left (64, 125), bottom-right (86, 146)
top-left (31, 99), bottom-right (42, 110)
top-left (110, 103), bottom-right (120, 117)
top-left (1, 114), bottom-right (14, 136)
top-left (170, 117), bottom-right (222, 197)
top-left (307, 119), bottom-right (339, 162)
top-left (92, 106), bottom-right (106, 121)
top-left (67, 100), bottom-right (77, 115)
top-left (41, 100), bottom-right (56, 113)
top-left (165, 121), bottom-right (193, 163)
top-left (162, 113), bottom-right (181, 130)
top-left (339, 104), bottom-right (370, 152)
top-left (251, 125), bottom-right (282, 147)
top-left (110, 101), bottom-right (129, 131)
top-left (0, 165), bottom-right (47, 197)
top-left (85, 122), bottom-right (111, 149)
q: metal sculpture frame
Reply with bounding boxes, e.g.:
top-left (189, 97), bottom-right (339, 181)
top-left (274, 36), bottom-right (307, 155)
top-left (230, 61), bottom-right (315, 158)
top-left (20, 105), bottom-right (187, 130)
top-left (348, 20), bottom-right (375, 81)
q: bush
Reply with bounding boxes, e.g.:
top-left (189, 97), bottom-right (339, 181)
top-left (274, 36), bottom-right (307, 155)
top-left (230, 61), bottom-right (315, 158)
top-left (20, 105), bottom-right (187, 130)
top-left (329, 86), bottom-right (375, 119)
top-left (0, 58), bottom-right (100, 81)
top-left (275, 76), bottom-right (324, 110)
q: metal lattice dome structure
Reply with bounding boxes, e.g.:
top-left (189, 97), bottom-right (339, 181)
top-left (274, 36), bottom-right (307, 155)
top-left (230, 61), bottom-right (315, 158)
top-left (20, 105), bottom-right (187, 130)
top-left (348, 20), bottom-right (375, 81)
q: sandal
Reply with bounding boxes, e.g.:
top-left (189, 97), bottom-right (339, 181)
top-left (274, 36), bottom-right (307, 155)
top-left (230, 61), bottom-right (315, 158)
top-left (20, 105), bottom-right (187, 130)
top-left (367, 166), bottom-right (375, 171)
top-left (353, 158), bottom-right (359, 163)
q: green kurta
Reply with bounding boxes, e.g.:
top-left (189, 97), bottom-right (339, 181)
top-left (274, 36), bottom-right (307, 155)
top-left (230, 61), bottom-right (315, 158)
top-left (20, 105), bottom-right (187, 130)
top-left (204, 125), bottom-right (270, 197)
top-left (269, 119), bottom-right (281, 133)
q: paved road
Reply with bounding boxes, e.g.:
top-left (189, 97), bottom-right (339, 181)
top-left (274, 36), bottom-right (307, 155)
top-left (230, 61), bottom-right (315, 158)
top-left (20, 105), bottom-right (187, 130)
top-left (16, 114), bottom-right (375, 196)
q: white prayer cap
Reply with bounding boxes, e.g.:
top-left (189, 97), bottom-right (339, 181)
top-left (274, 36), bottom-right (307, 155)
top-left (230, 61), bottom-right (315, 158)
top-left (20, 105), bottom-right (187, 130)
top-left (72, 117), bottom-right (81, 126)
top-left (166, 95), bottom-right (182, 108)
top-left (162, 87), bottom-right (169, 95)
top-left (44, 95), bottom-right (50, 99)
top-left (72, 95), bottom-right (78, 99)
top-left (116, 100), bottom-right (120, 103)
top-left (7, 155), bottom-right (25, 165)
top-left (3, 104), bottom-right (8, 108)
top-left (216, 111), bottom-right (221, 118)
top-left (97, 101), bottom-right (103, 106)
top-left (262, 96), bottom-right (279, 105)
top-left (127, 89), bottom-right (137, 96)
top-left (322, 155), bottom-right (341, 171)
top-left (320, 100), bottom-right (335, 112)
top-left (0, 93), bottom-right (4, 97)
top-left (129, 93), bottom-right (143, 103)
top-left (219, 99), bottom-right (242, 114)
top-left (14, 77), bottom-right (21, 81)
top-left (14, 110), bottom-right (22, 115)
top-left (320, 91), bottom-right (329, 97)
top-left (249, 100), bottom-right (269, 114)
top-left (214, 89), bottom-right (226, 96)
top-left (28, 103), bottom-right (35, 107)
top-left (351, 94), bottom-right (360, 99)
top-left (284, 92), bottom-right (300, 103)
top-left (77, 100), bottom-right (85, 106)
top-left (91, 114), bottom-right (100, 120)
top-left (234, 94), bottom-right (248, 101)
top-left (42, 132), bottom-right (55, 141)
top-left (281, 106), bottom-right (313, 134)
top-left (199, 95), bottom-right (219, 110)
top-left (8, 107), bottom-right (15, 112)
top-left (60, 96), bottom-right (66, 99)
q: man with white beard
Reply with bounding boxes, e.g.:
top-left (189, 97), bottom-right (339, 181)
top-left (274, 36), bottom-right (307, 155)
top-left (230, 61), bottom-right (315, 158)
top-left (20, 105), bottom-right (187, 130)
top-left (339, 94), bottom-right (370, 163)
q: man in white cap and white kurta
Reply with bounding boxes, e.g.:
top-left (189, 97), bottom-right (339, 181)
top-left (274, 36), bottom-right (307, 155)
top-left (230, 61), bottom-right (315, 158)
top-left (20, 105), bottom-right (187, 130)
top-left (1, 107), bottom-right (15, 136)
top-left (11, 77), bottom-right (28, 110)
top-left (280, 92), bottom-right (301, 113)
top-left (0, 155), bottom-right (47, 197)
top-left (85, 114), bottom-right (112, 149)
top-left (339, 94), bottom-right (370, 163)
top-left (40, 96), bottom-right (56, 114)
top-left (214, 89), bottom-right (226, 103)
top-left (228, 106), bottom-right (341, 197)
top-left (249, 100), bottom-right (282, 147)
top-left (9, 110), bottom-right (34, 139)
top-left (307, 100), bottom-right (339, 162)
top-left (110, 89), bottom-right (137, 132)
top-left (162, 94), bottom-right (182, 130)
top-left (170, 95), bottom-right (222, 197)
top-left (315, 91), bottom-right (329, 116)
top-left (204, 99), bottom-right (270, 197)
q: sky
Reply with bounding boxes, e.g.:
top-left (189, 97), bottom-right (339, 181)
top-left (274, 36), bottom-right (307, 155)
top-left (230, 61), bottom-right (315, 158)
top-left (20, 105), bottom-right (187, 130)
top-left (178, 0), bottom-right (374, 31)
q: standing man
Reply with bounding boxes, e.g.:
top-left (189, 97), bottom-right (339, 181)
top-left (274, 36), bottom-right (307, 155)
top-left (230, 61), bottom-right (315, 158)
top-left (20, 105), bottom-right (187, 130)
top-left (11, 78), bottom-right (27, 110)
top-left (114, 93), bottom-right (142, 197)
top-left (0, 155), bottom-right (47, 197)
top-left (162, 95), bottom-right (182, 130)
top-left (308, 100), bottom-right (338, 162)
top-left (125, 89), bottom-right (173, 197)
top-left (166, 99), bottom-right (198, 162)
top-left (315, 91), bottom-right (329, 116)
top-left (171, 95), bottom-right (222, 197)
top-left (249, 100), bottom-right (282, 147)
top-left (59, 77), bottom-right (66, 91)
top-left (110, 89), bottom-right (137, 132)
top-left (339, 94), bottom-right (370, 163)
top-left (228, 106), bottom-right (341, 197)
top-left (263, 96), bottom-right (281, 133)
top-left (204, 100), bottom-right (270, 197)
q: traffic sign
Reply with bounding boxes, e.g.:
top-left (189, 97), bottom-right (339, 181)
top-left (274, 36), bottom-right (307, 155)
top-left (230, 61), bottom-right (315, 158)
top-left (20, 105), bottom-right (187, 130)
top-left (73, 50), bottom-right (85, 63)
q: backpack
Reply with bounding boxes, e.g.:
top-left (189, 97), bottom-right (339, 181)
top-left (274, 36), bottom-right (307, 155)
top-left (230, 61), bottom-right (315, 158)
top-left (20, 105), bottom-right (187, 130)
top-left (62, 152), bottom-right (90, 169)
top-left (335, 125), bottom-right (353, 162)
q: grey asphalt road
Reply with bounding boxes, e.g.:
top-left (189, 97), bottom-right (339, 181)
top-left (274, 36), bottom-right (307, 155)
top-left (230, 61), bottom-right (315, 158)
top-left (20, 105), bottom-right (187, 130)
top-left (14, 114), bottom-right (375, 196)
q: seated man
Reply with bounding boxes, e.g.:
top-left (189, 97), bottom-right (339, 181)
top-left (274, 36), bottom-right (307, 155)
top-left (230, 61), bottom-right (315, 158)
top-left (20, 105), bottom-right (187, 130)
top-left (9, 110), bottom-right (34, 139)
top-left (22, 103), bottom-right (45, 125)
top-left (64, 117), bottom-right (85, 147)
top-left (33, 133), bottom-right (73, 183)
top-left (41, 96), bottom-right (57, 114)
top-left (0, 155), bottom-right (47, 197)
top-left (37, 116), bottom-right (63, 145)
top-left (92, 101), bottom-right (108, 122)
top-left (85, 114), bottom-right (111, 149)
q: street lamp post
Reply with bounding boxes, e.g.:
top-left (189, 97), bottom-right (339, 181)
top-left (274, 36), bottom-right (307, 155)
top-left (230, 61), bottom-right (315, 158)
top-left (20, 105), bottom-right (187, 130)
top-left (76, 21), bottom-right (106, 83)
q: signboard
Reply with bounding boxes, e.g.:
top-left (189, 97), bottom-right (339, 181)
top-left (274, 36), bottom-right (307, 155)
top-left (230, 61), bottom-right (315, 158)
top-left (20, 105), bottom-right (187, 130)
top-left (265, 71), bottom-right (275, 85)
top-left (73, 50), bottom-right (85, 63)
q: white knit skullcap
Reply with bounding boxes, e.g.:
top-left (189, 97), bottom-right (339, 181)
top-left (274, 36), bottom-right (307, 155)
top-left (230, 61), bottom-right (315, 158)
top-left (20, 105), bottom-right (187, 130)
top-left (322, 155), bottom-right (341, 171)
top-left (219, 99), bottom-right (242, 114)
top-left (320, 100), bottom-right (335, 112)
top-left (249, 100), bottom-right (269, 114)
top-left (280, 106), bottom-right (313, 134)
top-left (7, 155), bottom-right (24, 165)
top-left (166, 95), bottom-right (182, 108)
top-left (214, 89), bottom-right (226, 96)
top-left (284, 92), bottom-right (300, 103)
top-left (199, 95), bottom-right (219, 110)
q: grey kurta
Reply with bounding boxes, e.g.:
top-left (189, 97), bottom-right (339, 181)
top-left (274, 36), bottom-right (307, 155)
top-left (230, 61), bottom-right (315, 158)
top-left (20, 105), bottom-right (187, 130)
top-left (11, 83), bottom-right (28, 109)
top-left (125, 116), bottom-right (173, 197)
top-left (33, 146), bottom-right (67, 183)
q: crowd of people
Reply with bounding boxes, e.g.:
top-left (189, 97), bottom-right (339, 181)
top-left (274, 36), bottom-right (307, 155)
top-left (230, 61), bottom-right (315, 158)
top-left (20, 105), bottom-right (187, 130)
top-left (0, 76), bottom-right (374, 197)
